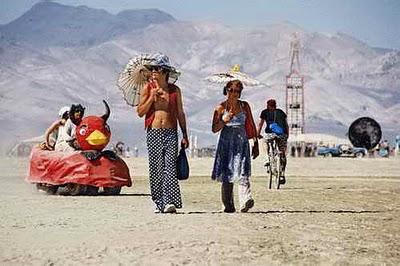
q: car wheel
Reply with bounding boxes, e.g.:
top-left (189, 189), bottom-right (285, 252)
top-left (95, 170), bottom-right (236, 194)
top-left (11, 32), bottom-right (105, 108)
top-left (36, 183), bottom-right (58, 195)
top-left (103, 186), bottom-right (121, 195)
top-left (85, 185), bottom-right (99, 196)
top-left (355, 152), bottom-right (364, 158)
top-left (61, 184), bottom-right (86, 196)
top-left (324, 153), bottom-right (332, 158)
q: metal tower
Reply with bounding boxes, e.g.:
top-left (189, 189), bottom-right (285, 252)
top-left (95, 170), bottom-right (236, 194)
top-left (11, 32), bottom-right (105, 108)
top-left (286, 33), bottom-right (305, 135)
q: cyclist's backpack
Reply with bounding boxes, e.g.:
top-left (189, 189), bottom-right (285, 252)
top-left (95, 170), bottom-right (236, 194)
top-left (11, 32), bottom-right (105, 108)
top-left (269, 122), bottom-right (284, 135)
top-left (269, 110), bottom-right (284, 135)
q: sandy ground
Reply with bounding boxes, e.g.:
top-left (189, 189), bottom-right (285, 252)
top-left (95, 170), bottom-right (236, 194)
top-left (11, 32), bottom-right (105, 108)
top-left (0, 155), bottom-right (399, 265)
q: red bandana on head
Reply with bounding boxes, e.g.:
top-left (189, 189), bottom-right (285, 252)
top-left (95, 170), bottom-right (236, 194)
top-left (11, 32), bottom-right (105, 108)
top-left (76, 101), bottom-right (111, 151)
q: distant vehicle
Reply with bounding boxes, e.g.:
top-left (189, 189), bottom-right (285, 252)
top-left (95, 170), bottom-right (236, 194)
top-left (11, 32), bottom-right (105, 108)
top-left (317, 144), bottom-right (367, 158)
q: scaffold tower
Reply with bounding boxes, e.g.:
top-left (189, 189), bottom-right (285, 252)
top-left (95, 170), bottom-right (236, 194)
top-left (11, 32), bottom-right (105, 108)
top-left (286, 33), bottom-right (305, 135)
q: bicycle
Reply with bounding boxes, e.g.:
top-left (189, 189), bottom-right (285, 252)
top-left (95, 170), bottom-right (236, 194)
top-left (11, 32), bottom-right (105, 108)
top-left (263, 133), bottom-right (283, 189)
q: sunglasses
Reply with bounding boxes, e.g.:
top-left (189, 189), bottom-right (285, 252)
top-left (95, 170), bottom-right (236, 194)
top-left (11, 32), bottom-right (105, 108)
top-left (227, 88), bottom-right (241, 94)
top-left (146, 65), bottom-right (164, 72)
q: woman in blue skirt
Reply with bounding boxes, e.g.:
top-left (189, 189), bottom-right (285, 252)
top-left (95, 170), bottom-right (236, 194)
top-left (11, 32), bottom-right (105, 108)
top-left (211, 80), bottom-right (259, 213)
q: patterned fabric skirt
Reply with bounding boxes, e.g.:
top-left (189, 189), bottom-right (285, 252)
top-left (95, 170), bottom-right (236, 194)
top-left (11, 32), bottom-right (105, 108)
top-left (211, 126), bottom-right (251, 183)
top-left (146, 128), bottom-right (182, 211)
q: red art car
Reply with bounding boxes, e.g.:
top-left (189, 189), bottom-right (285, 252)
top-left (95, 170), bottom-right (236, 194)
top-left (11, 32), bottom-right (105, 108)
top-left (27, 147), bottom-right (132, 195)
top-left (26, 100), bottom-right (132, 196)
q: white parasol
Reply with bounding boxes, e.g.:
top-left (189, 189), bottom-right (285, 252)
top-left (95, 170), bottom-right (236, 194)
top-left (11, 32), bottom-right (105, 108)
top-left (117, 53), bottom-right (180, 106)
top-left (205, 64), bottom-right (263, 87)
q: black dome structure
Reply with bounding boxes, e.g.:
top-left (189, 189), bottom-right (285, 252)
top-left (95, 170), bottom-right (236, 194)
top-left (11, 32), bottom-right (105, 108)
top-left (348, 117), bottom-right (382, 150)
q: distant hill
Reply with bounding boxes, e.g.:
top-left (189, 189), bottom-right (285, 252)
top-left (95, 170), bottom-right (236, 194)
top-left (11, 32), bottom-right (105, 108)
top-left (0, 1), bottom-right (175, 47)
top-left (0, 3), bottom-right (399, 155)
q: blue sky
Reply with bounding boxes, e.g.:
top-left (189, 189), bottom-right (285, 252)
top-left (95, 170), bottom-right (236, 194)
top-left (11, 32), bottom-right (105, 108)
top-left (1, 0), bottom-right (399, 49)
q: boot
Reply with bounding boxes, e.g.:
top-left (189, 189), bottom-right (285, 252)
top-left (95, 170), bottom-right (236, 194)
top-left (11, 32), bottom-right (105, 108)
top-left (221, 182), bottom-right (235, 213)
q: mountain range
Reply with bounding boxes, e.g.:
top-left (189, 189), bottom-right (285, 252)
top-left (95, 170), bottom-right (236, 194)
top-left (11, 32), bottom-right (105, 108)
top-left (0, 2), bottom-right (399, 155)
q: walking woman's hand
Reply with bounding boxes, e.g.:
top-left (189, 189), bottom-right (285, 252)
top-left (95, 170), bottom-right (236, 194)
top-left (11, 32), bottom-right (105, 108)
top-left (181, 137), bottom-right (189, 149)
top-left (222, 111), bottom-right (233, 123)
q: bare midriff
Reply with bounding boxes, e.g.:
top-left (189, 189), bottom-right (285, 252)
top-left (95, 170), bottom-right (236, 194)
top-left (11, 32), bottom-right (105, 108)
top-left (150, 95), bottom-right (177, 129)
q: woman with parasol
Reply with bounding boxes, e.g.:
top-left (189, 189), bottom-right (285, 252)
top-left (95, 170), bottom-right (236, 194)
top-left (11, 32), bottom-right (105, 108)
top-left (118, 53), bottom-right (188, 213)
top-left (206, 66), bottom-right (261, 213)
top-left (210, 79), bottom-right (259, 213)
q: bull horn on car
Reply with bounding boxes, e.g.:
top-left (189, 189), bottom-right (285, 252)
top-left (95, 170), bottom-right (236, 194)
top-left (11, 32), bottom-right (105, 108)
top-left (101, 100), bottom-right (110, 122)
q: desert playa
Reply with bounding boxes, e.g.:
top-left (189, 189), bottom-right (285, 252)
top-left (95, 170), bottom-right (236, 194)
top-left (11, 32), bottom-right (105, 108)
top-left (0, 156), bottom-right (399, 265)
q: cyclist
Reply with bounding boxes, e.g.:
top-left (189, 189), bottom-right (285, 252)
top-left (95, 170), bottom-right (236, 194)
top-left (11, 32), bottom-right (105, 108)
top-left (257, 99), bottom-right (289, 184)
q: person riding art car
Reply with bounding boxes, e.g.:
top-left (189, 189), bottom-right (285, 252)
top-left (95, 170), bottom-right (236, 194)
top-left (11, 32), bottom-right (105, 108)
top-left (26, 101), bottom-right (132, 196)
